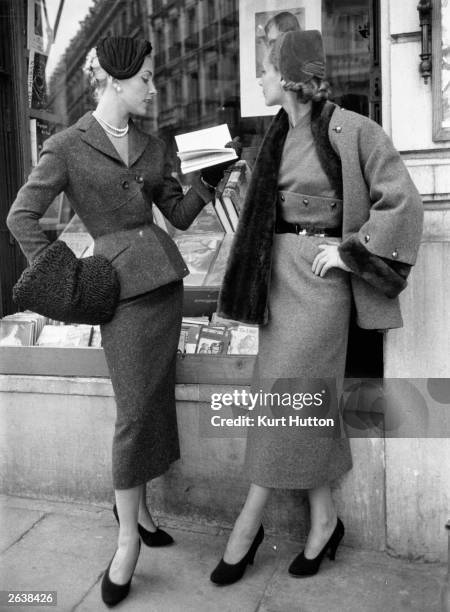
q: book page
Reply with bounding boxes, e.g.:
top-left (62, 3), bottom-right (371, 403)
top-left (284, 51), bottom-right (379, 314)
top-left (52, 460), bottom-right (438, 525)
top-left (175, 124), bottom-right (233, 152)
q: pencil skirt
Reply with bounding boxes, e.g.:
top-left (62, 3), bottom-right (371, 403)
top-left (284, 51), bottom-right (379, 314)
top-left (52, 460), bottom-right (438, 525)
top-left (245, 234), bottom-right (353, 489)
top-left (100, 280), bottom-right (183, 490)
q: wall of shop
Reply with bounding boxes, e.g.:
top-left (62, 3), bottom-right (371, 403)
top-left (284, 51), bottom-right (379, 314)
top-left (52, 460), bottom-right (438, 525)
top-left (0, 373), bottom-right (447, 562)
top-left (380, 0), bottom-right (450, 563)
top-left (1, 0), bottom-right (449, 566)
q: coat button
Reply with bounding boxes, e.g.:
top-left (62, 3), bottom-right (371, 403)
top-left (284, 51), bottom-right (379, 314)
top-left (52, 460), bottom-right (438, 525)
top-left (330, 201), bottom-right (337, 208)
top-left (303, 198), bottom-right (309, 206)
top-left (136, 175), bottom-right (144, 183)
top-left (392, 250), bottom-right (399, 258)
top-left (280, 194), bottom-right (285, 201)
top-left (364, 234), bottom-right (370, 243)
top-left (122, 180), bottom-right (129, 189)
top-left (333, 126), bottom-right (342, 133)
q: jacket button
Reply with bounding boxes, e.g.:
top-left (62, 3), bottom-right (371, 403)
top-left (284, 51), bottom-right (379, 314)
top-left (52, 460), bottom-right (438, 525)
top-left (392, 250), bottom-right (399, 258)
top-left (303, 198), bottom-right (309, 206)
top-left (136, 175), bottom-right (144, 183)
top-left (122, 180), bottom-right (129, 189)
top-left (364, 234), bottom-right (370, 243)
top-left (330, 201), bottom-right (337, 208)
top-left (333, 126), bottom-right (342, 133)
top-left (280, 194), bottom-right (285, 201)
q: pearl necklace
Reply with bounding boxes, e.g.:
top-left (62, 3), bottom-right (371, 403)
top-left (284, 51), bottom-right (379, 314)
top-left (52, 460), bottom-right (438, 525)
top-left (93, 111), bottom-right (129, 137)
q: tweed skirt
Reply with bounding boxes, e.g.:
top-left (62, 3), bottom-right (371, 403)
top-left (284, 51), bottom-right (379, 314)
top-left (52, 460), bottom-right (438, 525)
top-left (245, 234), bottom-right (353, 489)
top-left (100, 280), bottom-right (183, 490)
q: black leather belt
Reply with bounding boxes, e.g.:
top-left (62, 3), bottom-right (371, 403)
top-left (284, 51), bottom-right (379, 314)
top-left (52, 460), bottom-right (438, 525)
top-left (275, 219), bottom-right (341, 237)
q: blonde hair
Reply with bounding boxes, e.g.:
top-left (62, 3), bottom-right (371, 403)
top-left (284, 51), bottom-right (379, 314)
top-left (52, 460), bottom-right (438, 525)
top-left (82, 47), bottom-right (109, 101)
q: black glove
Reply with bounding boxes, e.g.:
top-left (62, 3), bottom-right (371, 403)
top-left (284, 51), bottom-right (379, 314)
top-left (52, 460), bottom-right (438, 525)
top-left (201, 137), bottom-right (243, 188)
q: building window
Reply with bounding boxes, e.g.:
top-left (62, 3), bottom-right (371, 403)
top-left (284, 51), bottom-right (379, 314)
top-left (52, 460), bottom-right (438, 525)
top-left (205, 0), bottom-right (216, 24)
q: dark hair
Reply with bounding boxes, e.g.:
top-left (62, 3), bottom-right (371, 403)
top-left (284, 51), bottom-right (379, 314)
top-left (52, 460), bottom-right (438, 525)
top-left (264, 11), bottom-right (301, 37)
top-left (267, 44), bottom-right (331, 103)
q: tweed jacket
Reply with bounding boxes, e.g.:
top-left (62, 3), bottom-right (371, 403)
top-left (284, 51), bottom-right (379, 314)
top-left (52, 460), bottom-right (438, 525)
top-left (218, 102), bottom-right (424, 329)
top-left (7, 111), bottom-right (214, 299)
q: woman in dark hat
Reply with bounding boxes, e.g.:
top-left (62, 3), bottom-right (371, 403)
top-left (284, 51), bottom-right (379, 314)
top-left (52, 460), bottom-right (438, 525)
top-left (211, 30), bottom-right (423, 585)
top-left (7, 36), bottom-right (237, 606)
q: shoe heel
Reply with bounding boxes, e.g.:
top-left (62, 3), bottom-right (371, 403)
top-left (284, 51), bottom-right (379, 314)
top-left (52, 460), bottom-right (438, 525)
top-left (247, 550), bottom-right (257, 565)
top-left (327, 531), bottom-right (344, 560)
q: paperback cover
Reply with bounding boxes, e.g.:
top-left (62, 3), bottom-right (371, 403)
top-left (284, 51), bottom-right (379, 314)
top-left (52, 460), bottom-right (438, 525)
top-left (174, 234), bottom-right (223, 286)
top-left (37, 325), bottom-right (93, 348)
top-left (228, 325), bottom-right (259, 355)
top-left (181, 323), bottom-right (203, 354)
top-left (0, 320), bottom-right (34, 346)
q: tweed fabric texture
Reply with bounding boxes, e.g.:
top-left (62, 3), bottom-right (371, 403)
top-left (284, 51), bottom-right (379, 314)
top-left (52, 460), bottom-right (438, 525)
top-left (218, 101), bottom-right (423, 330)
top-left (13, 240), bottom-right (120, 324)
top-left (101, 281), bottom-right (183, 490)
top-left (245, 122), bottom-right (352, 489)
top-left (7, 112), bottom-right (213, 278)
top-left (6, 112), bottom-right (212, 490)
top-left (97, 37), bottom-right (152, 79)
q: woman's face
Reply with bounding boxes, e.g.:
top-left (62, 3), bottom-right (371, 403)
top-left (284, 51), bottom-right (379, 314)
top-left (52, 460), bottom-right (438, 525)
top-left (117, 55), bottom-right (157, 116)
top-left (259, 54), bottom-right (285, 106)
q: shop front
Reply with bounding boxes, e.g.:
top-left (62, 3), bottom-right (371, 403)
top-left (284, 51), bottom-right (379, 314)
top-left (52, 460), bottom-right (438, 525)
top-left (0, 0), bottom-right (449, 561)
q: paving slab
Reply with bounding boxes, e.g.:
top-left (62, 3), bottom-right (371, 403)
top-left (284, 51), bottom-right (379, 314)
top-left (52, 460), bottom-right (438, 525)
top-left (258, 540), bottom-right (446, 612)
top-left (0, 495), bottom-right (446, 612)
top-left (76, 528), bottom-right (279, 612)
top-left (0, 505), bottom-right (45, 553)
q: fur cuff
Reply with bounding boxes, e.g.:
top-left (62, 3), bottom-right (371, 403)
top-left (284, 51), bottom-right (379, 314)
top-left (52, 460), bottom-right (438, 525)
top-left (339, 235), bottom-right (411, 298)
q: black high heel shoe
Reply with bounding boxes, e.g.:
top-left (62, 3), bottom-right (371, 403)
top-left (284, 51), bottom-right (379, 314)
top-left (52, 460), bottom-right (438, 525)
top-left (112, 504), bottom-right (174, 547)
top-left (101, 539), bottom-right (141, 607)
top-left (210, 525), bottom-right (264, 586)
top-left (288, 517), bottom-right (344, 577)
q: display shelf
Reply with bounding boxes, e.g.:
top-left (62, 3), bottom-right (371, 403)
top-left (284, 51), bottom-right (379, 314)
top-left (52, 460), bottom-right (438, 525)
top-left (0, 346), bottom-right (255, 384)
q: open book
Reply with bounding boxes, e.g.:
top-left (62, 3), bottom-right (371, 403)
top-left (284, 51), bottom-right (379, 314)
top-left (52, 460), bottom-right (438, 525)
top-left (175, 124), bottom-right (237, 174)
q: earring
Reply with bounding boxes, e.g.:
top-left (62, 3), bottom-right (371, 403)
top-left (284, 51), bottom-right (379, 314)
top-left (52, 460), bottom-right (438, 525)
top-left (114, 84), bottom-right (122, 93)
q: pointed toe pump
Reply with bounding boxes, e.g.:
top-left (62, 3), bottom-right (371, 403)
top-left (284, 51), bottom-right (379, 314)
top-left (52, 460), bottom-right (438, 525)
top-left (288, 517), bottom-right (344, 578)
top-left (210, 525), bottom-right (264, 586)
top-left (113, 503), bottom-right (174, 547)
top-left (101, 539), bottom-right (141, 607)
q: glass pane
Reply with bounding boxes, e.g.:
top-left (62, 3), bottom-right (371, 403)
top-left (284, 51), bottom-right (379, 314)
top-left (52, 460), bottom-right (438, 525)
top-left (322, 0), bottom-right (370, 117)
top-left (27, 0), bottom-right (372, 242)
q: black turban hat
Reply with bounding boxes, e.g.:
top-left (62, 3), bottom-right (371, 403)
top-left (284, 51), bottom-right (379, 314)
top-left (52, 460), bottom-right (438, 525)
top-left (96, 36), bottom-right (152, 79)
top-left (275, 30), bottom-right (326, 84)
top-left (13, 240), bottom-right (120, 325)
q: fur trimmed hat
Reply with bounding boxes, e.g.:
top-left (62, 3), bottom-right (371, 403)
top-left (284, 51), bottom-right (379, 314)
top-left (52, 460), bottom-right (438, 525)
top-left (275, 30), bottom-right (326, 84)
top-left (97, 36), bottom-right (152, 79)
top-left (13, 240), bottom-right (120, 325)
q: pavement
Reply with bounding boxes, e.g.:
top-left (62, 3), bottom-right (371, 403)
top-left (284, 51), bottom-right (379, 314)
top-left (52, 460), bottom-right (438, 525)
top-left (0, 494), bottom-right (446, 612)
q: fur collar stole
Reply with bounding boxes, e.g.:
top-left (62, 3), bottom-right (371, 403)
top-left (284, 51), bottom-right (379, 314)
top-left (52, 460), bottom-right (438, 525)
top-left (217, 100), bottom-right (341, 325)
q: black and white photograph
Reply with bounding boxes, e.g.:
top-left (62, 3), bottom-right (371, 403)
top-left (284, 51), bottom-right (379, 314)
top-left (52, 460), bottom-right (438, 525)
top-left (0, 0), bottom-right (449, 611)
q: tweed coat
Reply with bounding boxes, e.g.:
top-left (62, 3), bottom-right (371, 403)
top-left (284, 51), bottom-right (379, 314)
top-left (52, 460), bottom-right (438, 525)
top-left (218, 101), bottom-right (424, 330)
top-left (7, 111), bottom-right (214, 299)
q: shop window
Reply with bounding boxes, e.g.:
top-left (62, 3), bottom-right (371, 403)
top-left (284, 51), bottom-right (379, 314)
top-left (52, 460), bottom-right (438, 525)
top-left (323, 0), bottom-right (371, 117)
top-left (205, 0), bottom-right (216, 24)
top-left (8, 0), bottom-right (377, 320)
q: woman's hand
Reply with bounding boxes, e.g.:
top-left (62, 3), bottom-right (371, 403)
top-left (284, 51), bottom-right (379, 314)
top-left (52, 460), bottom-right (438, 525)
top-left (312, 244), bottom-right (351, 277)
